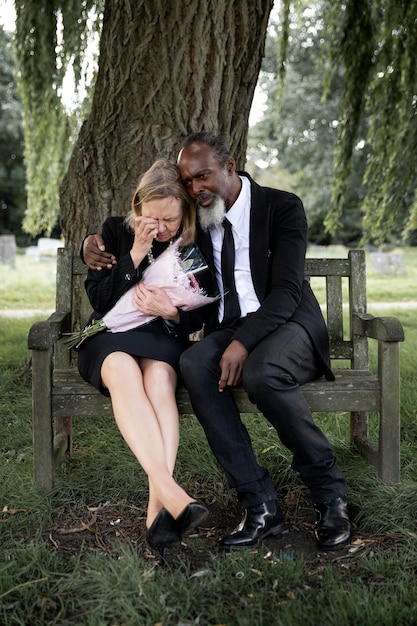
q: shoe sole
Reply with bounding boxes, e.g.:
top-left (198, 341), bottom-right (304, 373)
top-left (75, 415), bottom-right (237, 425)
top-left (314, 530), bottom-right (352, 551)
top-left (262, 521), bottom-right (286, 539)
top-left (181, 505), bottom-right (209, 534)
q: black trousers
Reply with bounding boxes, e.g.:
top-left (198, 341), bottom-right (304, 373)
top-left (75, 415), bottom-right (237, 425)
top-left (180, 321), bottom-right (347, 508)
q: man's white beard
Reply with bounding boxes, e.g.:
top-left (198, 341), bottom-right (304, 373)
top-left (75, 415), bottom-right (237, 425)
top-left (197, 196), bottom-right (226, 231)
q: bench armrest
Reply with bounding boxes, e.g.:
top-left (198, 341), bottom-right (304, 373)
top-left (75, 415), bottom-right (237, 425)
top-left (28, 311), bottom-right (71, 350)
top-left (353, 312), bottom-right (405, 342)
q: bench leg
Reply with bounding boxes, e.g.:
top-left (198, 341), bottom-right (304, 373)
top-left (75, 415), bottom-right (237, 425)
top-left (32, 349), bottom-right (54, 492)
top-left (378, 342), bottom-right (401, 485)
top-left (351, 342), bottom-right (401, 485)
top-left (350, 410), bottom-right (368, 441)
top-left (351, 410), bottom-right (379, 469)
top-left (54, 416), bottom-right (73, 460)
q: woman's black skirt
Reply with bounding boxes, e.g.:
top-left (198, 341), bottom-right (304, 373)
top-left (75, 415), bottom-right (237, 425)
top-left (77, 318), bottom-right (189, 396)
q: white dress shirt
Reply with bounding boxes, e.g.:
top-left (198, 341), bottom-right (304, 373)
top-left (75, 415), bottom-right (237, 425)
top-left (210, 176), bottom-right (261, 322)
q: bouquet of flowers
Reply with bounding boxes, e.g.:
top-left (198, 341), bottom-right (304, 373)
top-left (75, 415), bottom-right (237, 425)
top-left (64, 238), bottom-right (220, 349)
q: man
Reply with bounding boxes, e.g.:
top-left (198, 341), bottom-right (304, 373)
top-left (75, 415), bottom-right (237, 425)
top-left (83, 132), bottom-right (352, 550)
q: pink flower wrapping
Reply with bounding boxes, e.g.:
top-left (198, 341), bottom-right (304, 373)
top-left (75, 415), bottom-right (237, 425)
top-left (64, 238), bottom-right (219, 349)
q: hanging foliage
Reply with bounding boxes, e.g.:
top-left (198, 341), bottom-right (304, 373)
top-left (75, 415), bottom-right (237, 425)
top-left (321, 0), bottom-right (374, 238)
top-left (361, 0), bottom-right (417, 243)
top-left (13, 0), bottom-right (102, 236)
top-left (322, 0), bottom-right (417, 243)
top-left (276, 0), bottom-right (417, 244)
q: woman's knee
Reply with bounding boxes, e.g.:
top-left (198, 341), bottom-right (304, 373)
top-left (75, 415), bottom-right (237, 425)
top-left (141, 359), bottom-right (176, 392)
top-left (101, 352), bottom-right (139, 385)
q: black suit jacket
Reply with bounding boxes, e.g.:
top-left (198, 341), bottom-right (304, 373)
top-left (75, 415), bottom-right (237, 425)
top-left (196, 172), bottom-right (335, 381)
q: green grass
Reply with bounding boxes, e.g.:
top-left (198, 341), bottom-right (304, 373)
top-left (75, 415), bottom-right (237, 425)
top-left (1, 247), bottom-right (417, 625)
top-left (0, 250), bottom-right (56, 310)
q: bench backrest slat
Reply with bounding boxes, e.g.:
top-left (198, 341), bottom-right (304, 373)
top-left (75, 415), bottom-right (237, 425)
top-left (348, 249), bottom-right (369, 368)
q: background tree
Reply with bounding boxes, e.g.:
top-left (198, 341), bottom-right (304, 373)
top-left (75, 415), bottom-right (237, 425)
top-left (14, 0), bottom-right (100, 239)
top-left (13, 0), bottom-right (417, 246)
top-left (248, 3), bottom-right (368, 245)
top-left (0, 25), bottom-right (26, 243)
top-left (251, 0), bottom-right (417, 245)
top-left (14, 0), bottom-right (274, 248)
top-left (308, 0), bottom-right (417, 244)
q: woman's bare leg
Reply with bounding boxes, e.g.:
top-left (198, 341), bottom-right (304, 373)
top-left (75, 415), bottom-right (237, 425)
top-left (140, 358), bottom-right (180, 472)
top-left (101, 352), bottom-right (193, 526)
top-left (140, 358), bottom-right (194, 522)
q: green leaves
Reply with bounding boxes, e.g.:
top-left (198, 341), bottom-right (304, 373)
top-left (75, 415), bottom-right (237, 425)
top-left (324, 0), bottom-right (417, 244)
top-left (252, 0), bottom-right (417, 245)
top-left (13, 0), bottom-right (103, 237)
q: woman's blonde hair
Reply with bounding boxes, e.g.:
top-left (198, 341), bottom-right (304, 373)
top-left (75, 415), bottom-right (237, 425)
top-left (125, 159), bottom-right (195, 245)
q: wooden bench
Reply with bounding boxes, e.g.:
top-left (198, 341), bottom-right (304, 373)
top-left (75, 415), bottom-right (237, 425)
top-left (28, 248), bottom-right (405, 492)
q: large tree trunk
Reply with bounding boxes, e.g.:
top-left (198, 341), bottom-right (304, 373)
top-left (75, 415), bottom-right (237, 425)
top-left (60, 0), bottom-right (273, 248)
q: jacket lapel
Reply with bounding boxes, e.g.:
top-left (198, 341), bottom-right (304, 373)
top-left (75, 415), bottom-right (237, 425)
top-left (196, 226), bottom-right (215, 271)
top-left (245, 174), bottom-right (270, 302)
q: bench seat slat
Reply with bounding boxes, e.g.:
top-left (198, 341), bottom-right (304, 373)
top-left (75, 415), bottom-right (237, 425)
top-left (52, 368), bottom-right (380, 417)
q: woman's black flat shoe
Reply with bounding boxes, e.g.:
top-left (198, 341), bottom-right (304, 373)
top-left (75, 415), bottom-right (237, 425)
top-left (177, 501), bottom-right (209, 534)
top-left (146, 508), bottom-right (182, 557)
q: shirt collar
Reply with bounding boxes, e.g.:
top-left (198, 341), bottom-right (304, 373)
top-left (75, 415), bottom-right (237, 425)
top-left (225, 175), bottom-right (251, 228)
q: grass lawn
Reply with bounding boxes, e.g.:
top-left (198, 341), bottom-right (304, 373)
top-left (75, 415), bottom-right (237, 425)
top-left (1, 246), bottom-right (417, 625)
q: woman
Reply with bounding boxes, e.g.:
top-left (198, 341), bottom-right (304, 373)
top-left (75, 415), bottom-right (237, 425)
top-left (77, 160), bottom-right (209, 556)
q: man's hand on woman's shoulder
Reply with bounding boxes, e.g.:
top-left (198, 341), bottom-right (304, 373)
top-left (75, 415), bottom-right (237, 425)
top-left (83, 234), bottom-right (116, 270)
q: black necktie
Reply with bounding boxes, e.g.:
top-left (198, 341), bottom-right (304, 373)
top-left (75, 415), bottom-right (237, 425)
top-left (221, 217), bottom-right (241, 324)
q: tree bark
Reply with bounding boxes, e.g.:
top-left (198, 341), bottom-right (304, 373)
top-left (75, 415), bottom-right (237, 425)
top-left (60, 0), bottom-right (273, 248)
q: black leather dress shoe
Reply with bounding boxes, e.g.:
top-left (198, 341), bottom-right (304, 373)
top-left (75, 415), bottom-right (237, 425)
top-left (218, 500), bottom-right (285, 548)
top-left (314, 497), bottom-right (352, 551)
top-left (176, 501), bottom-right (209, 534)
top-left (146, 508), bottom-right (182, 557)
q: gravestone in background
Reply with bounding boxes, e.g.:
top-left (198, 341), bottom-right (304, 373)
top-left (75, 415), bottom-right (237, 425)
top-left (370, 252), bottom-right (406, 275)
top-left (0, 235), bottom-right (16, 269)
